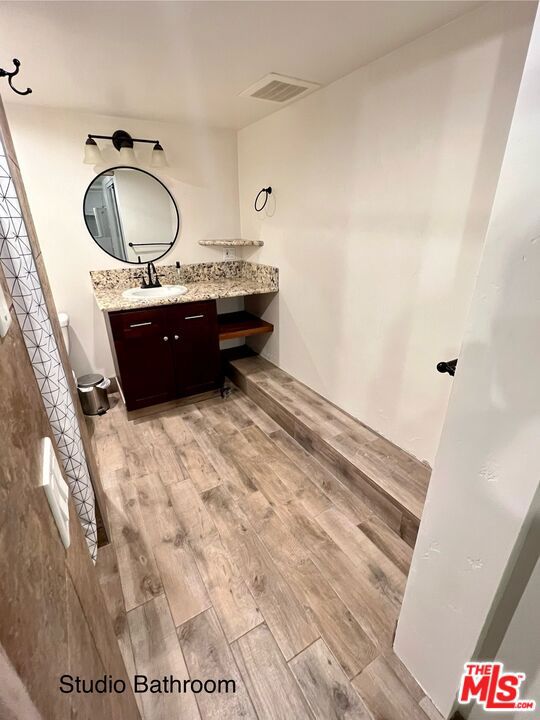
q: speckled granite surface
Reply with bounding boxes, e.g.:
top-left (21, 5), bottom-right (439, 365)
top-left (198, 239), bottom-right (264, 247)
top-left (91, 261), bottom-right (278, 312)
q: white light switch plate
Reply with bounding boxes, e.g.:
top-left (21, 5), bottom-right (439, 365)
top-left (41, 437), bottom-right (70, 548)
top-left (0, 283), bottom-right (11, 338)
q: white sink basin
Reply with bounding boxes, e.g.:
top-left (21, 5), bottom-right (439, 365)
top-left (122, 284), bottom-right (188, 301)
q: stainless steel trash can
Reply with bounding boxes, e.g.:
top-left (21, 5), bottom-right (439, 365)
top-left (77, 374), bottom-right (110, 416)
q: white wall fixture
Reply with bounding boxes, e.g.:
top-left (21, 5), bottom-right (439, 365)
top-left (40, 437), bottom-right (70, 549)
top-left (83, 137), bottom-right (102, 165)
top-left (151, 142), bottom-right (167, 168)
top-left (0, 281), bottom-right (11, 337)
top-left (240, 73), bottom-right (320, 106)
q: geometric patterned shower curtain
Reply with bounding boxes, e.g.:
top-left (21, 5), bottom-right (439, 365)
top-left (0, 137), bottom-right (97, 560)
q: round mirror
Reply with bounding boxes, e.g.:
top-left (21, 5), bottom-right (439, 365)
top-left (83, 166), bottom-right (179, 264)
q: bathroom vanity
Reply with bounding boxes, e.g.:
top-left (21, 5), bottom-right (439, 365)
top-left (91, 261), bottom-right (278, 410)
top-left (106, 300), bottom-right (220, 409)
top-left (84, 165), bottom-right (277, 410)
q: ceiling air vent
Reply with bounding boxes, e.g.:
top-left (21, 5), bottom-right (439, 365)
top-left (240, 73), bottom-right (320, 105)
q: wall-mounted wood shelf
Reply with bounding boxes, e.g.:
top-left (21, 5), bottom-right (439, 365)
top-left (199, 239), bottom-right (264, 247)
top-left (218, 311), bottom-right (273, 341)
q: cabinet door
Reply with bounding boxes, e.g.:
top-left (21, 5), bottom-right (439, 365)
top-left (109, 308), bottom-right (176, 410)
top-left (168, 301), bottom-right (220, 397)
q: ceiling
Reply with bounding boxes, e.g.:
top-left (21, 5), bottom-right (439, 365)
top-left (0, 1), bottom-right (485, 129)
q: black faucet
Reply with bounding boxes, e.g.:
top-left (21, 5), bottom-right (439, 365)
top-left (140, 262), bottom-right (161, 289)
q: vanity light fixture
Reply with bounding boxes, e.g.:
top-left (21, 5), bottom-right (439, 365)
top-left (119, 143), bottom-right (137, 164)
top-left (151, 142), bottom-right (167, 168)
top-left (83, 137), bottom-right (103, 165)
top-left (83, 129), bottom-right (167, 167)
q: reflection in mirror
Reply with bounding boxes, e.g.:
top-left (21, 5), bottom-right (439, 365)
top-left (83, 166), bottom-right (179, 264)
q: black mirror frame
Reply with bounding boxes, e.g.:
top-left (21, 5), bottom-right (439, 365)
top-left (82, 165), bottom-right (180, 265)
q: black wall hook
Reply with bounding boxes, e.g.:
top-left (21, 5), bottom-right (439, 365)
top-left (0, 59), bottom-right (32, 96)
top-left (254, 186), bottom-right (272, 212)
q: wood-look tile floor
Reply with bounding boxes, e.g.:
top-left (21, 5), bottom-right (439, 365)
top-left (92, 388), bottom-right (440, 720)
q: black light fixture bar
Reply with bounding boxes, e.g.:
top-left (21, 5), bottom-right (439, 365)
top-left (88, 134), bottom-right (160, 144)
top-left (87, 130), bottom-right (161, 151)
top-left (84, 129), bottom-right (167, 166)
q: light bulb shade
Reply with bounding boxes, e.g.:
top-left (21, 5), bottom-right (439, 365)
top-left (151, 142), bottom-right (167, 168)
top-left (119, 144), bottom-right (137, 164)
top-left (83, 137), bottom-right (102, 165)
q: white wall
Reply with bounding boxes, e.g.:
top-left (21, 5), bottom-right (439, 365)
top-left (395, 4), bottom-right (540, 716)
top-left (238, 2), bottom-right (536, 464)
top-left (5, 105), bottom-right (240, 377)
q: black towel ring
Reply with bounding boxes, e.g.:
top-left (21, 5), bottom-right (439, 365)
top-left (254, 186), bottom-right (272, 212)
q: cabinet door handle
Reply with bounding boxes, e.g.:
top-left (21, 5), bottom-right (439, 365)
top-left (129, 321), bottom-right (152, 328)
top-left (184, 314), bottom-right (204, 320)
top-left (163, 336), bottom-right (169, 341)
top-left (174, 335), bottom-right (179, 340)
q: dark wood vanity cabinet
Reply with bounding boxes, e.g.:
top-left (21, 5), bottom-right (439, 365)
top-left (108, 306), bottom-right (175, 409)
top-left (168, 301), bottom-right (221, 398)
top-left (107, 300), bottom-right (220, 410)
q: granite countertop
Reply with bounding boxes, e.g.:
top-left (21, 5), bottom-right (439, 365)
top-left (91, 261), bottom-right (279, 312)
top-left (198, 239), bottom-right (264, 247)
